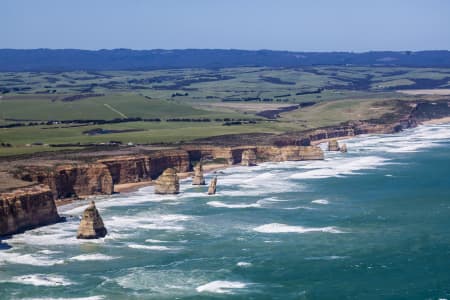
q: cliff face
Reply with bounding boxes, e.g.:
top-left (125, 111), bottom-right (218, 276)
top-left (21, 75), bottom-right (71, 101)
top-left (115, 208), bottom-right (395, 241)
top-left (154, 168), bottom-right (180, 194)
top-left (18, 163), bottom-right (113, 199)
top-left (99, 155), bottom-right (150, 184)
top-left (148, 150), bottom-right (190, 180)
top-left (241, 150), bottom-right (257, 166)
top-left (256, 146), bottom-right (324, 162)
top-left (0, 185), bottom-right (61, 236)
top-left (77, 201), bottom-right (107, 239)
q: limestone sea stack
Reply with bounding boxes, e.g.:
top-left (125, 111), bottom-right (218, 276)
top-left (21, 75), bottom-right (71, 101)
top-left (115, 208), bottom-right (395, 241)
top-left (328, 139), bottom-right (340, 151)
top-left (76, 201), bottom-right (107, 239)
top-left (208, 177), bottom-right (217, 195)
top-left (155, 168), bottom-right (180, 194)
top-left (241, 150), bottom-right (257, 166)
top-left (192, 163), bottom-right (206, 185)
top-left (340, 143), bottom-right (348, 153)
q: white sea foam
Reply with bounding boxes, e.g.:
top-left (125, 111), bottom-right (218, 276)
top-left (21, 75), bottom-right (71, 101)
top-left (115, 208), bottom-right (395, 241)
top-left (7, 274), bottom-right (73, 286)
top-left (38, 250), bottom-right (62, 255)
top-left (69, 254), bottom-right (119, 261)
top-left (207, 201), bottom-right (261, 209)
top-left (0, 252), bottom-right (64, 266)
top-left (24, 297), bottom-right (105, 300)
top-left (127, 244), bottom-right (179, 251)
top-left (283, 206), bottom-right (315, 210)
top-left (311, 199), bottom-right (329, 205)
top-left (253, 223), bottom-right (344, 234)
top-left (145, 239), bottom-right (168, 243)
top-left (236, 262), bottom-right (252, 267)
top-left (290, 156), bottom-right (388, 179)
top-left (108, 213), bottom-right (193, 232)
top-left (196, 280), bottom-right (249, 294)
top-left (305, 255), bottom-right (348, 260)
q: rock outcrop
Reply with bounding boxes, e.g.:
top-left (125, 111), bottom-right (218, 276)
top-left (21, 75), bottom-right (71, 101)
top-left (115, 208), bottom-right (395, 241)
top-left (155, 168), bottom-right (180, 194)
top-left (256, 146), bottom-right (324, 162)
top-left (99, 155), bottom-right (150, 184)
top-left (241, 150), bottom-right (257, 166)
top-left (208, 177), bottom-right (217, 195)
top-left (17, 163), bottom-right (113, 199)
top-left (192, 163), bottom-right (206, 185)
top-left (148, 150), bottom-right (190, 179)
top-left (0, 185), bottom-right (61, 236)
top-left (76, 201), bottom-right (107, 239)
top-left (328, 140), bottom-right (340, 151)
top-left (340, 144), bottom-right (348, 153)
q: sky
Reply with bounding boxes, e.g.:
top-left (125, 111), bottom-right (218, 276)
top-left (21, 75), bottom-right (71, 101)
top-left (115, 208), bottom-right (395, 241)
top-left (2, 0), bottom-right (450, 52)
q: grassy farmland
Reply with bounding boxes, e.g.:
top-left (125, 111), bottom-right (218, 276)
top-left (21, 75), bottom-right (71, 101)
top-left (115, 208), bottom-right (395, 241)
top-left (1, 66), bottom-right (449, 156)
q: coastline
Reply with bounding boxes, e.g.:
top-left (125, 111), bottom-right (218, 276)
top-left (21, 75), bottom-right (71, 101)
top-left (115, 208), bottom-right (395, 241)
top-left (94, 163), bottom-right (230, 197)
top-left (61, 119), bottom-right (450, 206)
top-left (420, 117), bottom-right (450, 125)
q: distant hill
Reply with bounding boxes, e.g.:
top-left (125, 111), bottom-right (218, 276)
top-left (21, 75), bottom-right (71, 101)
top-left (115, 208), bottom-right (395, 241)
top-left (1, 49), bottom-right (450, 71)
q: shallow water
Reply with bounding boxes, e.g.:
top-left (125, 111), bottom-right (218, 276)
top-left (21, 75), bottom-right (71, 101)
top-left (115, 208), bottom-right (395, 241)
top-left (1, 124), bottom-right (450, 299)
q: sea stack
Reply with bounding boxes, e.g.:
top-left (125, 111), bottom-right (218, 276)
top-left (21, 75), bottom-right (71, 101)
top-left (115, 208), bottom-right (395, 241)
top-left (208, 176), bottom-right (217, 195)
top-left (155, 168), bottom-right (180, 194)
top-left (192, 163), bottom-right (206, 185)
top-left (340, 143), bottom-right (348, 153)
top-left (76, 201), bottom-right (107, 239)
top-left (241, 150), bottom-right (257, 166)
top-left (328, 139), bottom-right (340, 151)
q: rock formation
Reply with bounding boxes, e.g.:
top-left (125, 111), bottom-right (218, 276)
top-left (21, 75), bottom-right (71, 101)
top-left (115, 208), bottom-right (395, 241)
top-left (328, 140), bottom-right (340, 151)
top-left (256, 146), bottom-right (324, 162)
top-left (76, 201), bottom-right (107, 239)
top-left (99, 155), bottom-right (150, 184)
top-left (241, 150), bottom-right (257, 166)
top-left (154, 168), bottom-right (180, 194)
top-left (17, 163), bottom-right (113, 199)
top-left (208, 177), bottom-right (217, 195)
top-left (192, 163), bottom-right (206, 185)
top-left (340, 144), bottom-right (348, 153)
top-left (0, 185), bottom-right (61, 236)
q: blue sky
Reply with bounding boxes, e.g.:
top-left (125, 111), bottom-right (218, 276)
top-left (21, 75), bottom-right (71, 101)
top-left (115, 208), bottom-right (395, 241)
top-left (2, 0), bottom-right (450, 51)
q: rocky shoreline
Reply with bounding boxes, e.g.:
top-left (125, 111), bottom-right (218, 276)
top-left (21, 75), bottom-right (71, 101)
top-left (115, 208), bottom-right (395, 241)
top-left (1, 99), bottom-right (450, 237)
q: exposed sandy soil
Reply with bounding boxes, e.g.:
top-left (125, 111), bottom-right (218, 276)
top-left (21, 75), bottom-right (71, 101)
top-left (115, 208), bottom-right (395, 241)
top-left (397, 89), bottom-right (450, 95)
top-left (199, 102), bottom-right (294, 114)
top-left (421, 116), bottom-right (450, 125)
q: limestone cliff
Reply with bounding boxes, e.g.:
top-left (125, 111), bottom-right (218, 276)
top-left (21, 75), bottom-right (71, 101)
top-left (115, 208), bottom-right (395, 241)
top-left (208, 177), bottom-right (217, 195)
top-left (0, 185), bottom-right (61, 236)
top-left (148, 150), bottom-right (190, 179)
top-left (256, 145), bottom-right (324, 162)
top-left (17, 163), bottom-right (113, 199)
top-left (76, 201), bottom-right (107, 239)
top-left (241, 150), bottom-right (257, 166)
top-left (328, 140), bottom-right (340, 151)
top-left (99, 155), bottom-right (150, 184)
top-left (192, 163), bottom-right (206, 185)
top-left (155, 168), bottom-right (180, 194)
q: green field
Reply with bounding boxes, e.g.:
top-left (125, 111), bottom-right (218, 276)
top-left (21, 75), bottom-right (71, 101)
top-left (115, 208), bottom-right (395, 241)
top-left (1, 66), bottom-right (449, 156)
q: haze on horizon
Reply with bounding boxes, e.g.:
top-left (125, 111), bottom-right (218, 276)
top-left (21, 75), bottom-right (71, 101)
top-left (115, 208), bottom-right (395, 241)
top-left (2, 0), bottom-right (450, 52)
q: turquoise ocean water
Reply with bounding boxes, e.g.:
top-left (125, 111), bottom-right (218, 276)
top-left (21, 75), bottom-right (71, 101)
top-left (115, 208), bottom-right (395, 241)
top-left (1, 123), bottom-right (450, 299)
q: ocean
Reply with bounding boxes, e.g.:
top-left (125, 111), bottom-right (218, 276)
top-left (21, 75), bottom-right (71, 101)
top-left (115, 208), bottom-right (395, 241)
top-left (1, 123), bottom-right (450, 299)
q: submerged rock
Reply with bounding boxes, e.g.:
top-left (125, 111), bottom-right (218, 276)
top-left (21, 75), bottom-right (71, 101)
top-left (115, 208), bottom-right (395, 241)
top-left (340, 144), bottom-right (348, 153)
top-left (241, 150), bottom-right (257, 166)
top-left (328, 139), bottom-right (340, 151)
top-left (76, 201), bottom-right (107, 239)
top-left (192, 163), bottom-right (206, 185)
top-left (155, 168), bottom-right (180, 194)
top-left (208, 177), bottom-right (217, 195)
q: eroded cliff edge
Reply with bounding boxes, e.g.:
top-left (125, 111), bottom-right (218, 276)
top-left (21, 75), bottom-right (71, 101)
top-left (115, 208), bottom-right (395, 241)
top-left (1, 98), bottom-right (449, 236)
top-left (0, 184), bottom-right (61, 236)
